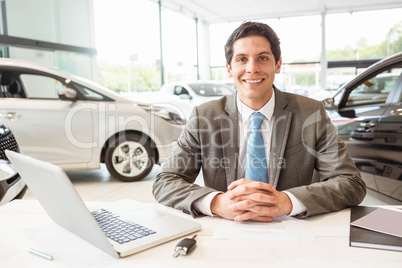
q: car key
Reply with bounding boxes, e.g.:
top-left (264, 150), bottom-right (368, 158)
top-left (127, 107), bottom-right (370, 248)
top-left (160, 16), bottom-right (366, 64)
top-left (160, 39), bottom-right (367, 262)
top-left (173, 235), bottom-right (197, 258)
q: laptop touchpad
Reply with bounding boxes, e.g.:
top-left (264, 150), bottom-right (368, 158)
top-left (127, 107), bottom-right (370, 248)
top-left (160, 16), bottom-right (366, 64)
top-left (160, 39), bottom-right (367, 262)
top-left (131, 208), bottom-right (166, 220)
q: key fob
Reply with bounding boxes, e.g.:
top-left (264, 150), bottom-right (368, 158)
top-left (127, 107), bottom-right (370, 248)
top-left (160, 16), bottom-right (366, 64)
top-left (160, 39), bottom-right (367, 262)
top-left (173, 235), bottom-right (197, 257)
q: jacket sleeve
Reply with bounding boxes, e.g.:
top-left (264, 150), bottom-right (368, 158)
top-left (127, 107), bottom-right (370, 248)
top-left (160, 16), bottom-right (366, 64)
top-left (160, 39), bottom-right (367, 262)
top-left (286, 103), bottom-right (366, 217)
top-left (152, 107), bottom-right (216, 217)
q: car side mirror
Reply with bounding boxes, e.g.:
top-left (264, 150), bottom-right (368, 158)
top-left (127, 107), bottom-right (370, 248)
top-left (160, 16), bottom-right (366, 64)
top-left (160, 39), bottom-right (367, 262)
top-left (338, 109), bottom-right (356, 118)
top-left (179, 94), bottom-right (192, 100)
top-left (322, 97), bottom-right (336, 110)
top-left (59, 87), bottom-right (77, 99)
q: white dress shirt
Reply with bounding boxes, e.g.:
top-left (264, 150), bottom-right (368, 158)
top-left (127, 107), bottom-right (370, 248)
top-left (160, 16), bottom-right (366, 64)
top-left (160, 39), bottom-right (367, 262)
top-left (194, 90), bottom-right (307, 217)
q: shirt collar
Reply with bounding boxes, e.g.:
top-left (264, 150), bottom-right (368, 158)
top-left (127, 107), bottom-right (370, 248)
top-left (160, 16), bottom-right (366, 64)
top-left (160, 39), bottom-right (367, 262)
top-left (237, 89), bottom-right (276, 122)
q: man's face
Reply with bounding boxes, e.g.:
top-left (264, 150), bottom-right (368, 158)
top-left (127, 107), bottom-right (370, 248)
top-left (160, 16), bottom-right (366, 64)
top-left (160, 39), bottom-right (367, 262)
top-left (226, 35), bottom-right (282, 110)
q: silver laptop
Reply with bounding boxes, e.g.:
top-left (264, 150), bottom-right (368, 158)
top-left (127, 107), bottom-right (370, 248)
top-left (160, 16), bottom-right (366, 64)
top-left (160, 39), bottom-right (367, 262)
top-left (5, 150), bottom-right (201, 258)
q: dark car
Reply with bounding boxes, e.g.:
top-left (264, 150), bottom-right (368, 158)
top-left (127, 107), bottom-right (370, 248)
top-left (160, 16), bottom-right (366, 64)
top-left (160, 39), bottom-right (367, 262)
top-left (0, 122), bottom-right (27, 205)
top-left (323, 52), bottom-right (402, 202)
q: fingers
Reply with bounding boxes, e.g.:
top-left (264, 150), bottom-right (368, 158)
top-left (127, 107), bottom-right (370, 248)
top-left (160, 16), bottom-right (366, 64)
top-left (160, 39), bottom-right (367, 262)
top-left (229, 191), bottom-right (278, 205)
top-left (211, 192), bottom-right (246, 220)
top-left (227, 178), bottom-right (250, 190)
top-left (227, 183), bottom-right (276, 203)
top-left (229, 199), bottom-right (279, 215)
top-left (228, 178), bottom-right (276, 193)
top-left (211, 191), bottom-right (278, 222)
top-left (226, 180), bottom-right (280, 217)
top-left (229, 191), bottom-right (293, 222)
top-left (231, 203), bottom-right (279, 222)
top-left (232, 210), bottom-right (275, 222)
top-left (213, 180), bottom-right (292, 222)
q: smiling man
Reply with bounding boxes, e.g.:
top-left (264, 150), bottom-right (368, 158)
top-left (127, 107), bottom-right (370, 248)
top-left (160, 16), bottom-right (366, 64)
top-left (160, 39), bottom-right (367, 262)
top-left (153, 21), bottom-right (366, 221)
top-left (227, 36), bottom-right (280, 110)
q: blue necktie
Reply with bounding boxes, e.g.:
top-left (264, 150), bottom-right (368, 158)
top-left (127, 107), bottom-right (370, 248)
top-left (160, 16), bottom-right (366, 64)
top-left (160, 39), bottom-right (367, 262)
top-left (245, 112), bottom-right (268, 183)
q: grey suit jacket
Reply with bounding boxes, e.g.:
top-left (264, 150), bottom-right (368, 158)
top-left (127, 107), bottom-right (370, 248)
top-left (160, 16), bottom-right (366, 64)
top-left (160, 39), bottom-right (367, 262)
top-left (153, 87), bottom-right (366, 218)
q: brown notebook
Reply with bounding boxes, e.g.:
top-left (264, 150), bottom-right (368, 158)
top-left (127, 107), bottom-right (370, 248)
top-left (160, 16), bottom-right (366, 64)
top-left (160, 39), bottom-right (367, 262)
top-left (351, 207), bottom-right (402, 237)
top-left (349, 206), bottom-right (402, 252)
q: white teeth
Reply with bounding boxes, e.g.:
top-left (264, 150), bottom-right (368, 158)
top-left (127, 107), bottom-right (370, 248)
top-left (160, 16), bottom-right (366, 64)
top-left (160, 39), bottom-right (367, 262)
top-left (245, 79), bottom-right (262, 83)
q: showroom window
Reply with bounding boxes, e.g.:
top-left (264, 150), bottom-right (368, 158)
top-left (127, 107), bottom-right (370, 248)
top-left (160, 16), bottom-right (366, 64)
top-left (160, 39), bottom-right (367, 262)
top-left (0, 0), bottom-right (96, 81)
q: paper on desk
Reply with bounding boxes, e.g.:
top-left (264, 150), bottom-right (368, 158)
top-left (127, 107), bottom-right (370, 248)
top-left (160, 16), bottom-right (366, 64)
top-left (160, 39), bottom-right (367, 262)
top-left (213, 216), bottom-right (316, 242)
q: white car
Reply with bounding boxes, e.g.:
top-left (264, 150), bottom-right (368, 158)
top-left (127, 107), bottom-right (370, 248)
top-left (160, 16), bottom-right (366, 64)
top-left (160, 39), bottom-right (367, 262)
top-left (123, 81), bottom-right (236, 118)
top-left (160, 80), bottom-right (236, 105)
top-left (0, 58), bottom-right (185, 182)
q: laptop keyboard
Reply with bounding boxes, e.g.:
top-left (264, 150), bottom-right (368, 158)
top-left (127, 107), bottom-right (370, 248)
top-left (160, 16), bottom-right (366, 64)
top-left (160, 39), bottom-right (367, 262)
top-left (92, 209), bottom-right (157, 244)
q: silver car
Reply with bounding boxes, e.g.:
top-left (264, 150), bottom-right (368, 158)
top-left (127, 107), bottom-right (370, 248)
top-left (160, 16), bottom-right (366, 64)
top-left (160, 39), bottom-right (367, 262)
top-left (0, 58), bottom-right (185, 182)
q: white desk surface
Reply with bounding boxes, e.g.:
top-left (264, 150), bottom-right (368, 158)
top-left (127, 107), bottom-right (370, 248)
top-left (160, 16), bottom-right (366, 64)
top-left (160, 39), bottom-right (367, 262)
top-left (0, 199), bottom-right (401, 268)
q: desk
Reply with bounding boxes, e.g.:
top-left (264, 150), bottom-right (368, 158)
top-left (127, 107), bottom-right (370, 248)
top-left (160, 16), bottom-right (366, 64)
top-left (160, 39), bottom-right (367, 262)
top-left (0, 200), bottom-right (401, 268)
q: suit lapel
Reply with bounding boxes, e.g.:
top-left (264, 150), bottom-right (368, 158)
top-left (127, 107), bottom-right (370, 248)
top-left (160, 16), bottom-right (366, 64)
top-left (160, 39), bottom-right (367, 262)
top-left (219, 89), bottom-right (292, 187)
top-left (269, 88), bottom-right (292, 187)
top-left (222, 93), bottom-right (239, 186)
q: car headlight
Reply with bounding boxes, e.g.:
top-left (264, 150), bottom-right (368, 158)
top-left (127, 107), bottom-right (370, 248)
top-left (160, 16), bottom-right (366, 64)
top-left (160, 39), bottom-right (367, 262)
top-left (0, 124), bottom-right (10, 136)
top-left (138, 104), bottom-right (186, 125)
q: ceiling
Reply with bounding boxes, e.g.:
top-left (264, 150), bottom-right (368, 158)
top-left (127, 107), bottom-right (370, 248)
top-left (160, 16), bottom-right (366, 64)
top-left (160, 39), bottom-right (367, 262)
top-left (151, 0), bottom-right (402, 24)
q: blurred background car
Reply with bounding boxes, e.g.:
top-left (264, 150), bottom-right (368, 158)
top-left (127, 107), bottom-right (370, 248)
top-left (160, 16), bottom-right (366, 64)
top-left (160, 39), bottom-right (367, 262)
top-left (0, 122), bottom-right (26, 205)
top-left (0, 58), bottom-right (185, 182)
top-left (323, 52), bottom-right (402, 201)
top-left (160, 80), bottom-right (236, 105)
top-left (122, 80), bottom-right (236, 118)
top-left (281, 85), bottom-right (310, 98)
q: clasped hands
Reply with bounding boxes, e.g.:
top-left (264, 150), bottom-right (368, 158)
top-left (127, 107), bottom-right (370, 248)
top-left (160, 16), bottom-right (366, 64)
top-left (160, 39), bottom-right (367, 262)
top-left (210, 178), bottom-right (293, 222)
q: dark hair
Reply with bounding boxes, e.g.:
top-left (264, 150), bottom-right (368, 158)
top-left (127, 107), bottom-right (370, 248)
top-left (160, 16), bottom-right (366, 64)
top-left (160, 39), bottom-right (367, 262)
top-left (224, 21), bottom-right (281, 65)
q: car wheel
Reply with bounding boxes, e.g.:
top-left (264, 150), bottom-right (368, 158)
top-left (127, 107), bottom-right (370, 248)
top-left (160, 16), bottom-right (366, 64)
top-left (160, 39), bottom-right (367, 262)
top-left (105, 133), bottom-right (155, 182)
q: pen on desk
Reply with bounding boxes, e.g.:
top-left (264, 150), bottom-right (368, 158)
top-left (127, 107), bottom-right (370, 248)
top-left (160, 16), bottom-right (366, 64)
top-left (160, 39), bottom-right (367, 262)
top-left (26, 248), bottom-right (53, 261)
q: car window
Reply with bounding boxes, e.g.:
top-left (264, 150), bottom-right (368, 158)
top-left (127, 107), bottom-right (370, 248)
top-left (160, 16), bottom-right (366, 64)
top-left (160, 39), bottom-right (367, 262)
top-left (20, 74), bottom-right (64, 99)
top-left (0, 71), bottom-right (25, 98)
top-left (74, 83), bottom-right (106, 101)
top-left (173, 86), bottom-right (189, 96)
top-left (161, 84), bottom-right (174, 94)
top-left (346, 67), bottom-right (402, 107)
top-left (333, 87), bottom-right (345, 106)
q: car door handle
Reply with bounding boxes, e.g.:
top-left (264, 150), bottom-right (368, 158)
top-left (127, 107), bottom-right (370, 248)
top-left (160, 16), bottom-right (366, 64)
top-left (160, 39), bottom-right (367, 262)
top-left (0, 112), bottom-right (18, 120)
top-left (360, 121), bottom-right (376, 128)
top-left (351, 131), bottom-right (374, 140)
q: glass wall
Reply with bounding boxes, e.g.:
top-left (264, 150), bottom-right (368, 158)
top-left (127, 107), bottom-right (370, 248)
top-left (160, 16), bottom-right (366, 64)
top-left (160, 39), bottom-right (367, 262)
top-left (210, 9), bottom-right (402, 100)
top-left (3, 0), bottom-right (399, 98)
top-left (5, 0), bottom-right (92, 46)
top-left (161, 9), bottom-right (197, 84)
top-left (326, 9), bottom-right (402, 61)
top-left (322, 9), bottom-right (402, 98)
top-left (94, 0), bottom-right (198, 93)
top-left (94, 0), bottom-right (160, 93)
top-left (210, 15), bottom-right (322, 95)
top-left (1, 0), bottom-right (95, 80)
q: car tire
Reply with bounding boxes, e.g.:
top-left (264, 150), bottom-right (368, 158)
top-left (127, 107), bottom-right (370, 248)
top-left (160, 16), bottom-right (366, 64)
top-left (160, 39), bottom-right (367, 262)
top-left (105, 133), bottom-right (155, 182)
